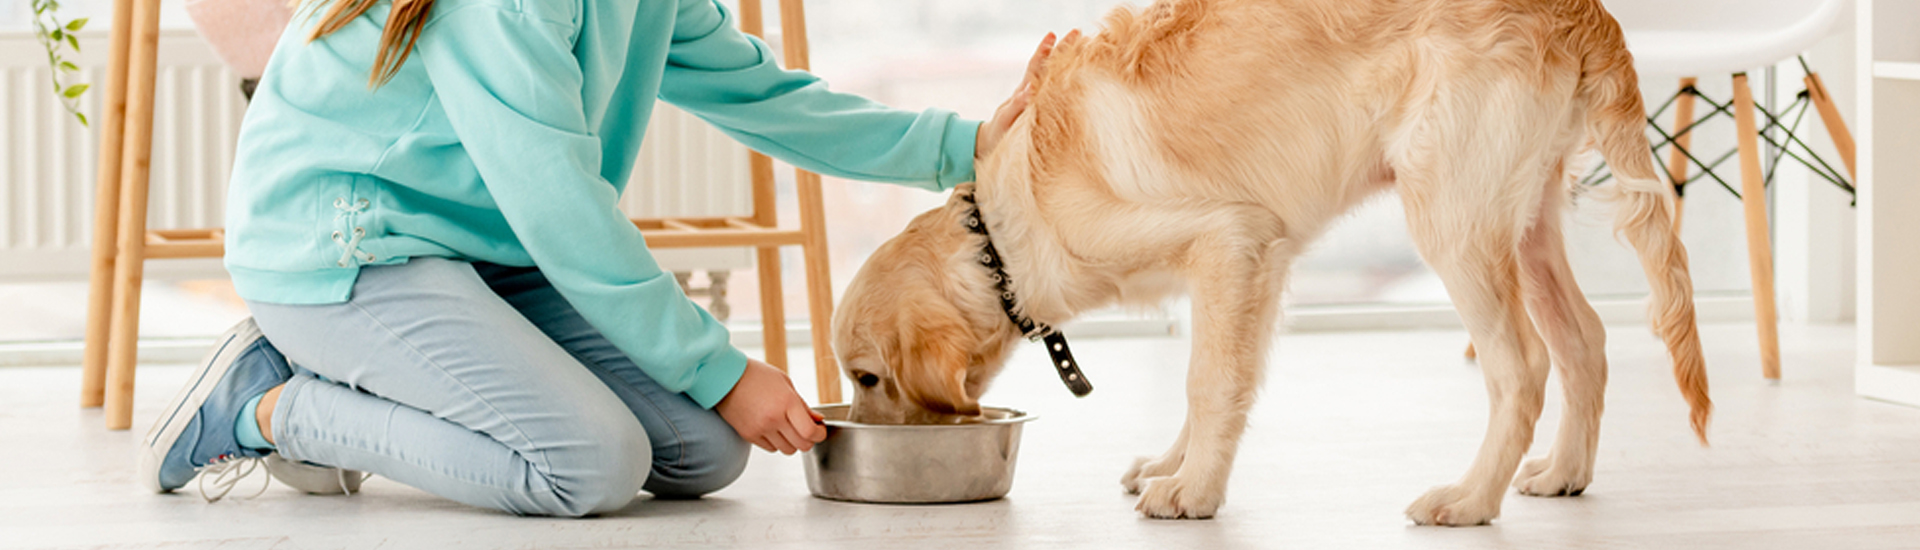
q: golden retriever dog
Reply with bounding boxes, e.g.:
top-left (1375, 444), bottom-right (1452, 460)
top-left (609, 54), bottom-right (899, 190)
top-left (832, 0), bottom-right (1710, 524)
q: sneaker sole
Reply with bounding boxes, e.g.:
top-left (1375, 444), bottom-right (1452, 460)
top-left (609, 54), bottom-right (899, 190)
top-left (265, 454), bottom-right (367, 495)
top-left (138, 319), bottom-right (265, 494)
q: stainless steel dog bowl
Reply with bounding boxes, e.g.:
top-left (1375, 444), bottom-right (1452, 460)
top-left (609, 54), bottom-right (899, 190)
top-left (804, 404), bottom-right (1037, 503)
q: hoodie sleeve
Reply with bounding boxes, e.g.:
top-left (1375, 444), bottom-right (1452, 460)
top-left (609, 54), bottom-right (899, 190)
top-left (657, 0), bottom-right (982, 190)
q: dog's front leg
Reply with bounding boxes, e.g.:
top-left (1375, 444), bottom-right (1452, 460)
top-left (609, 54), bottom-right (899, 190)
top-left (1025, 190), bottom-right (1292, 518)
top-left (1133, 233), bottom-right (1295, 520)
top-left (1121, 418), bottom-right (1188, 495)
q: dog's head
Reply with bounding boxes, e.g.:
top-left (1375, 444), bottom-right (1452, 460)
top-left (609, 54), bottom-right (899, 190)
top-left (833, 188), bottom-right (1020, 425)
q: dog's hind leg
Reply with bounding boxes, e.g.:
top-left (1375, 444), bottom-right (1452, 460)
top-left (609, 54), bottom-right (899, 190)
top-left (1394, 148), bottom-right (1558, 526)
top-left (1512, 170), bottom-right (1608, 498)
top-left (1399, 185), bottom-right (1552, 526)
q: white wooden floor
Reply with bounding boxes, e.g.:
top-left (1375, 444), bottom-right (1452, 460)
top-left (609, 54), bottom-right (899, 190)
top-left (6, 322), bottom-right (1918, 549)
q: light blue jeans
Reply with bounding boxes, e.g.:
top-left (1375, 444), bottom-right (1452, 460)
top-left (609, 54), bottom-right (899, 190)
top-left (248, 257), bottom-right (749, 517)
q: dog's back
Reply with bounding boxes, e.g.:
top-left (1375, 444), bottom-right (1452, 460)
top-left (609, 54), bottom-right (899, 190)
top-left (1029, 0), bottom-right (1627, 233)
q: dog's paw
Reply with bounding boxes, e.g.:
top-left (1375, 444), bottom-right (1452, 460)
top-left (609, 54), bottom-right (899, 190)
top-left (1135, 474), bottom-right (1222, 519)
top-left (1512, 456), bottom-right (1590, 497)
top-left (1405, 484), bottom-right (1498, 527)
top-left (1121, 456), bottom-right (1182, 495)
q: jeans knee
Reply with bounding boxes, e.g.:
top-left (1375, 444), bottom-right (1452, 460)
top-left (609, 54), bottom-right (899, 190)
top-left (537, 419), bottom-right (651, 517)
top-left (644, 430), bottom-right (750, 499)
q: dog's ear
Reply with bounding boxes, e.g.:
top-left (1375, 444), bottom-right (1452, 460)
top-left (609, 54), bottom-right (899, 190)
top-left (893, 308), bottom-right (982, 416)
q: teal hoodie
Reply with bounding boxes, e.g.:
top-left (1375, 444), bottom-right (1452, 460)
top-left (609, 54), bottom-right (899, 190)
top-left (225, 0), bottom-right (981, 408)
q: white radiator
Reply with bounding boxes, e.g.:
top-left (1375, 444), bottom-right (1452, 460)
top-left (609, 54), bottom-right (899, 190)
top-left (620, 101), bottom-right (754, 273)
top-left (0, 30), bottom-right (751, 282)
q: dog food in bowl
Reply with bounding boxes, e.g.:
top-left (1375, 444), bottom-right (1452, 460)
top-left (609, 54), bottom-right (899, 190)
top-left (804, 404), bottom-right (1037, 503)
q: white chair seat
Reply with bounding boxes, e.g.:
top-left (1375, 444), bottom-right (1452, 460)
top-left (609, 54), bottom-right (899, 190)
top-left (1605, 0), bottom-right (1847, 77)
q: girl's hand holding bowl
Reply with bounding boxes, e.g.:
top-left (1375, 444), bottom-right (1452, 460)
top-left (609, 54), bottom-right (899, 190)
top-left (717, 359), bottom-right (828, 455)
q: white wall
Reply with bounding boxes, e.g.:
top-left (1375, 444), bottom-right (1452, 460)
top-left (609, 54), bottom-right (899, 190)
top-left (1775, 6), bottom-right (1860, 325)
top-left (1860, 0), bottom-right (1920, 366)
top-left (1855, 0), bottom-right (1920, 403)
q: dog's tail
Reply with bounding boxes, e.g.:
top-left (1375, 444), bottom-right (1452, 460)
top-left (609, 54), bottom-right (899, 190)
top-left (1572, 6), bottom-right (1711, 445)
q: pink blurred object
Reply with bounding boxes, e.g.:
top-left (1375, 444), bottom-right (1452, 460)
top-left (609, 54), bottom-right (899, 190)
top-left (183, 0), bottom-right (294, 79)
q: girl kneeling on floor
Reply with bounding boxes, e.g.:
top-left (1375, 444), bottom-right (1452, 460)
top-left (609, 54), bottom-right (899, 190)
top-left (141, 0), bottom-right (1054, 516)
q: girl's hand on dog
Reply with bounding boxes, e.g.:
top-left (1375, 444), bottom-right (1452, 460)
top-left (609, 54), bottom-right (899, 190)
top-left (716, 358), bottom-right (828, 454)
top-left (976, 30), bottom-right (1080, 161)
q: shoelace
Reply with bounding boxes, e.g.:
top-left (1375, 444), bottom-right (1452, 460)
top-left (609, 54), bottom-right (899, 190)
top-left (197, 455), bottom-right (374, 502)
top-left (332, 197), bottom-right (369, 217)
top-left (337, 470), bottom-right (373, 495)
top-left (197, 455), bottom-right (271, 503)
top-left (331, 227), bottom-right (377, 267)
top-left (331, 198), bottom-right (377, 267)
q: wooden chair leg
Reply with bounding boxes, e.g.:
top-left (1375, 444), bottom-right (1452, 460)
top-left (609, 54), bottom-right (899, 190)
top-left (773, 0), bottom-right (840, 404)
top-left (104, 238), bottom-right (147, 430)
top-left (736, 2), bottom-right (790, 374)
top-left (1732, 73), bottom-right (1782, 381)
top-left (1803, 71), bottom-right (1857, 180)
top-left (1673, 195), bottom-right (1686, 231)
top-left (795, 171), bottom-right (841, 404)
top-left (81, 0), bottom-right (138, 409)
top-left (1668, 77), bottom-right (1699, 231)
top-left (757, 246), bottom-right (788, 371)
top-left (103, 0), bottom-right (165, 430)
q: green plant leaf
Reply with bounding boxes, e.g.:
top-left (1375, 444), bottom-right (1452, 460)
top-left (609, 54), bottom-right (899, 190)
top-left (63, 83), bottom-right (89, 98)
top-left (65, 34), bottom-right (78, 50)
top-left (51, 28), bottom-right (63, 41)
top-left (66, 18), bottom-right (87, 31)
top-left (59, 61), bottom-right (78, 72)
top-left (76, 112), bottom-right (89, 126)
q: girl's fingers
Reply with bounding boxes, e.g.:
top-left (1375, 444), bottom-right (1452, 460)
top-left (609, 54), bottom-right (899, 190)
top-left (1018, 33), bottom-right (1056, 91)
top-left (789, 405), bottom-right (827, 444)
top-left (749, 436), bottom-right (775, 453)
top-left (772, 424), bottom-right (806, 455)
top-left (783, 411), bottom-right (820, 451)
top-left (768, 428), bottom-right (799, 454)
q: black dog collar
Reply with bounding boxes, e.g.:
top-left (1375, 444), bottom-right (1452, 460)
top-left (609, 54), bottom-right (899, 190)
top-left (957, 190), bottom-right (1093, 397)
